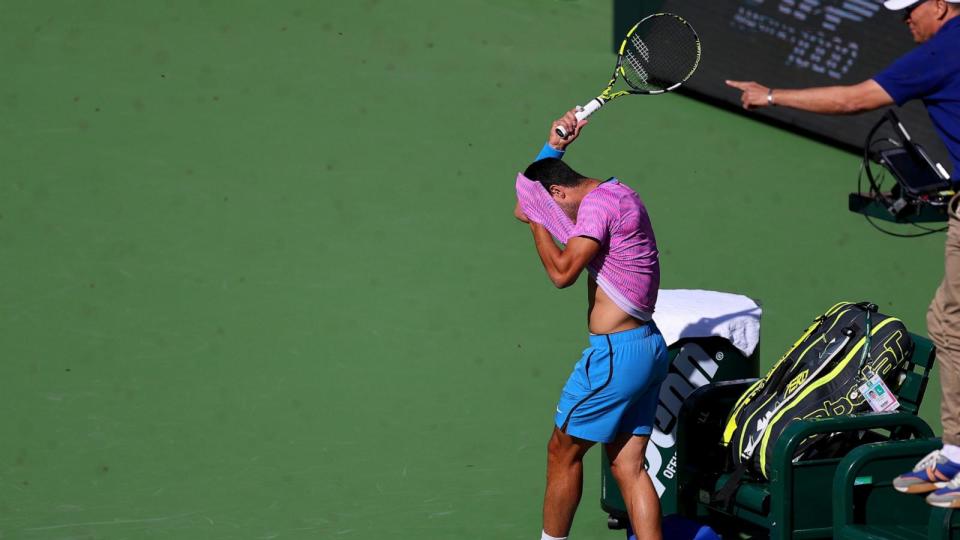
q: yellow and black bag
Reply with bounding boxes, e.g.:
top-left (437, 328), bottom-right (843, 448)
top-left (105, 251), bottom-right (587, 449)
top-left (719, 301), bottom-right (912, 481)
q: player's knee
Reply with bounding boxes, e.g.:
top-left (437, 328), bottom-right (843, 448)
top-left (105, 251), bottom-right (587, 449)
top-left (546, 433), bottom-right (569, 462)
top-left (609, 457), bottom-right (646, 481)
top-left (547, 431), bottom-right (583, 465)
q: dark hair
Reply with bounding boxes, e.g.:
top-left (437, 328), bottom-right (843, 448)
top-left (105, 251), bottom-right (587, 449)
top-left (523, 158), bottom-right (587, 191)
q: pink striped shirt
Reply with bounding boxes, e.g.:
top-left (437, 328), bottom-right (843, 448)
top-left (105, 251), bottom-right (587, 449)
top-left (516, 174), bottom-right (660, 319)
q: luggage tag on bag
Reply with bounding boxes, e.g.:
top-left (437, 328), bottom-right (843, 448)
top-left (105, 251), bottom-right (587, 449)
top-left (854, 306), bottom-right (898, 413)
top-left (858, 370), bottom-right (900, 412)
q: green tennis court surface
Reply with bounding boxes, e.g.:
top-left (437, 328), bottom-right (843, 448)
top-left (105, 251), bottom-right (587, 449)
top-left (1, 1), bottom-right (944, 538)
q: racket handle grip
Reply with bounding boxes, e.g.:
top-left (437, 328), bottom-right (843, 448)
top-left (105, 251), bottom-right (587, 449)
top-left (556, 98), bottom-right (605, 139)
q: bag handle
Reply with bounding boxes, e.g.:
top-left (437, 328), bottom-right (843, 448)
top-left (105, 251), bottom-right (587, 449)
top-left (856, 302), bottom-right (879, 375)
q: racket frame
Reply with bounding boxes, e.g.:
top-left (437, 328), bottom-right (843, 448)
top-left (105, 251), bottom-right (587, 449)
top-left (556, 13), bottom-right (701, 138)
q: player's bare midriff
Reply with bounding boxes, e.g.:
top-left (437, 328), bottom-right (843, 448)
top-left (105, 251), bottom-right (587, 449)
top-left (587, 276), bottom-right (647, 335)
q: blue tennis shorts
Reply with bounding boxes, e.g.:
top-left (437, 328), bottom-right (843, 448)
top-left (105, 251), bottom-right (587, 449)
top-left (555, 323), bottom-right (669, 443)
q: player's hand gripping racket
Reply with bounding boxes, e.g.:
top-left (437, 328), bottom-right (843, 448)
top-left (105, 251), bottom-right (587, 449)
top-left (556, 13), bottom-right (701, 138)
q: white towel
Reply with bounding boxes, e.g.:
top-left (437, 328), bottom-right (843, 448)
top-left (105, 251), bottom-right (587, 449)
top-left (653, 289), bottom-right (762, 357)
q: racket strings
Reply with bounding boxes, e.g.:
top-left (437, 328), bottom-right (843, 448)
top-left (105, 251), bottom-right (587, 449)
top-left (620, 14), bottom-right (700, 92)
top-left (630, 34), bottom-right (650, 62)
top-left (624, 47), bottom-right (650, 88)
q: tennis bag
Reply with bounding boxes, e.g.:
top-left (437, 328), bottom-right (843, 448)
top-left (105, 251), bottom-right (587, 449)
top-left (719, 301), bottom-right (913, 481)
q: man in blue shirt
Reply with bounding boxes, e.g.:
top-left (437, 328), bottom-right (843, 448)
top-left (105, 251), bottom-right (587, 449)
top-left (727, 0), bottom-right (960, 177)
top-left (727, 0), bottom-right (960, 509)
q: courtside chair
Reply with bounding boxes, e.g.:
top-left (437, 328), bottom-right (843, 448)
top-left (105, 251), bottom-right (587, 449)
top-left (675, 333), bottom-right (937, 540)
top-left (832, 438), bottom-right (960, 539)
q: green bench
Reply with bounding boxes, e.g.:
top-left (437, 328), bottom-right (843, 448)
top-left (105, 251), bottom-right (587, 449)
top-left (834, 438), bottom-right (960, 539)
top-left (675, 333), bottom-right (938, 539)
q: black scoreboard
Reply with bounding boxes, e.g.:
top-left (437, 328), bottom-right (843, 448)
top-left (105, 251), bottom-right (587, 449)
top-left (614, 0), bottom-right (951, 169)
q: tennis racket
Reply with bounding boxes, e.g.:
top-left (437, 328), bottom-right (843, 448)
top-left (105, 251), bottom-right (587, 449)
top-left (556, 13), bottom-right (701, 138)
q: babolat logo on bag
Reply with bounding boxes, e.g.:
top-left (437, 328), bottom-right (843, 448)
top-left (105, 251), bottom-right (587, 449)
top-left (720, 302), bottom-right (912, 479)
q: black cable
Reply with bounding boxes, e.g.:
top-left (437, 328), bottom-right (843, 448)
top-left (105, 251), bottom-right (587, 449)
top-left (858, 113), bottom-right (948, 238)
top-left (859, 138), bottom-right (899, 202)
top-left (909, 221), bottom-right (949, 233)
top-left (863, 214), bottom-right (945, 237)
top-left (862, 116), bottom-right (892, 205)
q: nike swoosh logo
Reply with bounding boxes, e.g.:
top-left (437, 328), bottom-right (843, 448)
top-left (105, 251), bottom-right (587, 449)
top-left (556, 407), bottom-right (563, 414)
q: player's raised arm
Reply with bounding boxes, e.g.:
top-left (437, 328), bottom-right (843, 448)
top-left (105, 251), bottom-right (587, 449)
top-left (548, 110), bottom-right (588, 153)
top-left (533, 109), bottom-right (589, 163)
top-left (518, 111), bottom-right (589, 225)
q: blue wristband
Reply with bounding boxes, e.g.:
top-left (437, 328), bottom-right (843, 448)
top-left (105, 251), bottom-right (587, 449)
top-left (535, 142), bottom-right (564, 161)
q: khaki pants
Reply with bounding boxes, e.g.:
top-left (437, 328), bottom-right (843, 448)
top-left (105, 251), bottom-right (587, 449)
top-left (928, 193), bottom-right (960, 446)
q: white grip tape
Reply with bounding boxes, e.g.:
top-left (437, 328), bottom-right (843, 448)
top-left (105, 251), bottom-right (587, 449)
top-left (575, 98), bottom-right (604, 121)
top-left (556, 98), bottom-right (605, 138)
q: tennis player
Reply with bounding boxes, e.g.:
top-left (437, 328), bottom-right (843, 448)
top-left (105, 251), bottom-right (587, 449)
top-left (726, 0), bottom-right (960, 508)
top-left (515, 110), bottom-right (669, 540)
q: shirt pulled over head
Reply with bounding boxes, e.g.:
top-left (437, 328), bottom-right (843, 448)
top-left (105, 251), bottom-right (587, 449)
top-left (516, 174), bottom-right (660, 319)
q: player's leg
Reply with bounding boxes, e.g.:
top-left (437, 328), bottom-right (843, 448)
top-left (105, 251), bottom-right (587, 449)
top-left (542, 427), bottom-right (595, 538)
top-left (541, 325), bottom-right (666, 538)
top-left (543, 340), bottom-right (606, 538)
top-left (603, 323), bottom-right (669, 537)
top-left (605, 432), bottom-right (661, 540)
